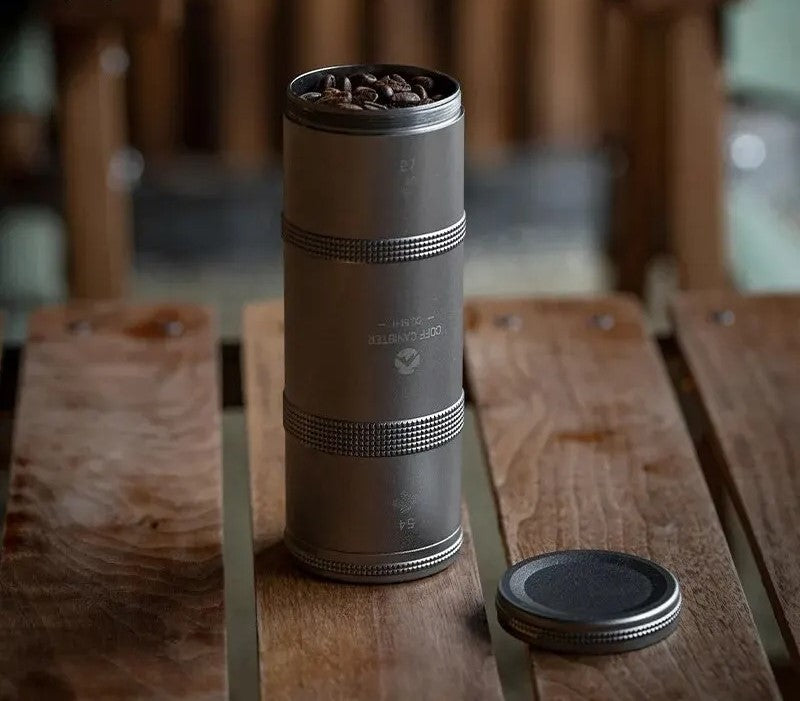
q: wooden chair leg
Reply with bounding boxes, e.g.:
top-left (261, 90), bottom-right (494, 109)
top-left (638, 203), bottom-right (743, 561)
top-left (216, 0), bottom-right (276, 170)
top-left (129, 25), bottom-right (181, 161)
top-left (453, 0), bottom-right (516, 161)
top-left (667, 11), bottom-right (727, 290)
top-left (528, 0), bottom-right (602, 147)
top-left (58, 28), bottom-right (132, 300)
top-left (370, 0), bottom-right (441, 69)
top-left (290, 0), bottom-right (363, 74)
top-left (613, 16), bottom-right (668, 296)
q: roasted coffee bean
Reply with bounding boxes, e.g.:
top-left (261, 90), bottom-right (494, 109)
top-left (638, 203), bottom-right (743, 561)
top-left (376, 83), bottom-right (394, 101)
top-left (318, 91), bottom-right (352, 105)
top-left (349, 72), bottom-right (376, 88)
top-left (354, 86), bottom-right (379, 102)
top-left (303, 70), bottom-right (446, 111)
top-left (323, 88), bottom-right (351, 101)
top-left (411, 75), bottom-right (434, 91)
top-left (391, 91), bottom-right (421, 106)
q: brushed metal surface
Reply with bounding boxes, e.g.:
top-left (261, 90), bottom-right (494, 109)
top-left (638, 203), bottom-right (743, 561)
top-left (284, 243), bottom-right (463, 422)
top-left (283, 65), bottom-right (464, 582)
top-left (284, 115), bottom-right (464, 238)
top-left (285, 435), bottom-right (462, 556)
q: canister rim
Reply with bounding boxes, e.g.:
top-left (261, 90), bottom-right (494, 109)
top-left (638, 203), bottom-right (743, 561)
top-left (285, 64), bottom-right (462, 134)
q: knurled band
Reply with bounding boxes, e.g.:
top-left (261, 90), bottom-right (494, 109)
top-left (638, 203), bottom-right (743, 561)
top-left (282, 213), bottom-right (466, 263)
top-left (283, 392), bottom-right (465, 457)
top-left (285, 529), bottom-right (464, 578)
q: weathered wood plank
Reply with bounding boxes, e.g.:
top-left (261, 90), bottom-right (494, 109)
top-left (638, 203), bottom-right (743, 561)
top-left (674, 292), bottom-right (800, 669)
top-left (465, 296), bottom-right (778, 700)
top-left (0, 304), bottom-right (225, 699)
top-left (243, 301), bottom-right (502, 700)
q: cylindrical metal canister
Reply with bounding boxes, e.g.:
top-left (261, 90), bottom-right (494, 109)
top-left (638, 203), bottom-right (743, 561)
top-left (282, 65), bottom-right (465, 583)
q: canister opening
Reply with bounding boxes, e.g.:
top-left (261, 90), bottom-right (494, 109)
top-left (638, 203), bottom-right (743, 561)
top-left (285, 64), bottom-right (462, 134)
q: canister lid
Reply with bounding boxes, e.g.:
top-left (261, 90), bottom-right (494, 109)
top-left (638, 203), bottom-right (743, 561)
top-left (496, 550), bottom-right (681, 654)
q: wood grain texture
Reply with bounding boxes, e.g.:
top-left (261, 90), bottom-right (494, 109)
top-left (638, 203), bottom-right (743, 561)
top-left (58, 28), bottom-right (132, 299)
top-left (0, 304), bottom-right (225, 699)
top-left (674, 292), bottom-right (800, 669)
top-left (243, 302), bottom-right (502, 701)
top-left (464, 296), bottom-right (779, 700)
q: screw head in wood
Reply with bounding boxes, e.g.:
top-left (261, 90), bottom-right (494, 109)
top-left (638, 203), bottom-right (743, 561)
top-left (494, 314), bottom-right (522, 331)
top-left (710, 309), bottom-right (735, 327)
top-left (67, 319), bottom-right (92, 336)
top-left (590, 314), bottom-right (615, 331)
top-left (162, 319), bottom-right (184, 338)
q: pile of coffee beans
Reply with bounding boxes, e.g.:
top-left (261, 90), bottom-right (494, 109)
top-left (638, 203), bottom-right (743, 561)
top-left (298, 71), bottom-right (444, 111)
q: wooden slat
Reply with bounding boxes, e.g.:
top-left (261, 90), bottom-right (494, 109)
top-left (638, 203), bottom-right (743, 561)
top-left (0, 304), bottom-right (225, 698)
top-left (58, 28), bottom-right (132, 299)
top-left (243, 302), bottom-right (503, 700)
top-left (465, 296), bottom-right (779, 700)
top-left (674, 292), bottom-right (800, 668)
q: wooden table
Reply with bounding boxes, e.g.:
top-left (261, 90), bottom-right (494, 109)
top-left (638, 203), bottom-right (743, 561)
top-left (0, 293), bottom-right (797, 699)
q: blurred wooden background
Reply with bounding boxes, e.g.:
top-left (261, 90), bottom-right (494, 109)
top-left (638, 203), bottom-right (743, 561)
top-left (0, 0), bottom-right (730, 299)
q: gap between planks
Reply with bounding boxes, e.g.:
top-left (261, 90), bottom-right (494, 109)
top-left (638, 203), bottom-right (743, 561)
top-left (674, 292), bottom-right (800, 672)
top-left (464, 295), bottom-right (779, 700)
top-left (242, 301), bottom-right (503, 700)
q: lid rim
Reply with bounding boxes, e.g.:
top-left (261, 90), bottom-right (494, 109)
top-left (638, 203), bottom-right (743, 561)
top-left (496, 550), bottom-right (682, 653)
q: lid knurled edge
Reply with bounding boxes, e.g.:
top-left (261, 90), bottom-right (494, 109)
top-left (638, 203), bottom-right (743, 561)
top-left (496, 591), bottom-right (682, 648)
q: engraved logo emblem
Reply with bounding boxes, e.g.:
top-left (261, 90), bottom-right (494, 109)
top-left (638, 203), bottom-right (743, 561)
top-left (394, 347), bottom-right (421, 375)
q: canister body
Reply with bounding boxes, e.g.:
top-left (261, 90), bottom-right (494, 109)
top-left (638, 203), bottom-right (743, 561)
top-left (282, 65), bottom-right (465, 582)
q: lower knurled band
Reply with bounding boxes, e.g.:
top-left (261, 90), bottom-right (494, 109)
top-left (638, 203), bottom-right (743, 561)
top-left (283, 392), bottom-right (465, 457)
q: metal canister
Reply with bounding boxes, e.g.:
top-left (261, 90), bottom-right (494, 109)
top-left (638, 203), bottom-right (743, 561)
top-left (282, 65), bottom-right (465, 583)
